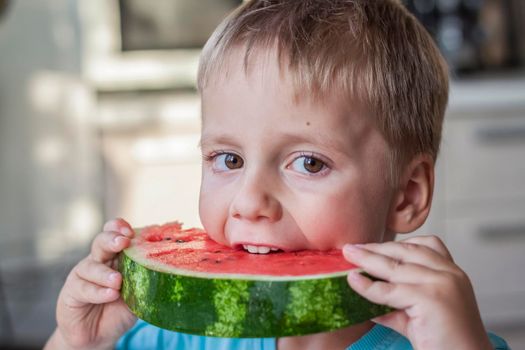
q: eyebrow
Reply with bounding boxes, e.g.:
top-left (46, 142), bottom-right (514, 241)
top-left (199, 134), bottom-right (240, 149)
top-left (199, 131), bottom-right (350, 156)
top-left (275, 132), bottom-right (350, 154)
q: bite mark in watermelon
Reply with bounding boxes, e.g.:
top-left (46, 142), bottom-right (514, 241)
top-left (119, 222), bottom-right (390, 337)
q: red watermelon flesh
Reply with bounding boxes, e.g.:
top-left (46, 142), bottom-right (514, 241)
top-left (136, 222), bottom-right (357, 279)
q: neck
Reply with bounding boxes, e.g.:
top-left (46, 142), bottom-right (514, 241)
top-left (277, 321), bottom-right (374, 350)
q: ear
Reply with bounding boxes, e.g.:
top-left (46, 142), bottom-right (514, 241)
top-left (387, 154), bottom-right (435, 234)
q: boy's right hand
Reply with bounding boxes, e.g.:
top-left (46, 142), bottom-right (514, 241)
top-left (45, 218), bottom-right (137, 350)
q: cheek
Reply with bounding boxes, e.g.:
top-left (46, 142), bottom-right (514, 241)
top-left (294, 189), bottom-right (385, 249)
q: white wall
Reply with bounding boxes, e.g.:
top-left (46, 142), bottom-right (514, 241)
top-left (0, 0), bottom-right (102, 345)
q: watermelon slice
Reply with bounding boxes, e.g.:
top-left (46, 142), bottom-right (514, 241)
top-left (119, 222), bottom-right (390, 338)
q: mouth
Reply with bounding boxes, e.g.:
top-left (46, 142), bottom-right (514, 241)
top-left (241, 244), bottom-right (282, 254)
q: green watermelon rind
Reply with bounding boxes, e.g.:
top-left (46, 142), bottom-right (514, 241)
top-left (119, 245), bottom-right (391, 338)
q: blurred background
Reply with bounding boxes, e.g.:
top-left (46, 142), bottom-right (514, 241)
top-left (0, 0), bottom-right (524, 348)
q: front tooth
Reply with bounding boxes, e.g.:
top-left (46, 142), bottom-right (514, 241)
top-left (270, 247), bottom-right (278, 251)
top-left (247, 245), bottom-right (258, 253)
top-left (257, 246), bottom-right (270, 254)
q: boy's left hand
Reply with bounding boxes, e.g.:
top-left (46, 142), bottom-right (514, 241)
top-left (343, 235), bottom-right (493, 350)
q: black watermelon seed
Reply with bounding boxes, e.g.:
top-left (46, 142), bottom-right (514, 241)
top-left (175, 239), bottom-right (186, 243)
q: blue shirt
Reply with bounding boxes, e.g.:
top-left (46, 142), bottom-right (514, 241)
top-left (116, 320), bottom-right (510, 349)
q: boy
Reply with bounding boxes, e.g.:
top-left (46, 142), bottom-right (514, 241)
top-left (45, 0), bottom-right (509, 349)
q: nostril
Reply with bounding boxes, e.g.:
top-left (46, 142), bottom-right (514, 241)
top-left (231, 212), bottom-right (278, 223)
top-left (230, 189), bottom-right (282, 222)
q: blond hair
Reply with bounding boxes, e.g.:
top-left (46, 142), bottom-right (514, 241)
top-left (198, 0), bottom-right (449, 184)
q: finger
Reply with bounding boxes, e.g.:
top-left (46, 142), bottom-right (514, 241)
top-left (401, 235), bottom-right (453, 261)
top-left (103, 218), bottom-right (134, 238)
top-left (350, 241), bottom-right (452, 272)
top-left (347, 270), bottom-right (415, 309)
top-left (75, 259), bottom-right (122, 290)
top-left (64, 276), bottom-right (120, 306)
top-left (343, 245), bottom-right (439, 284)
top-left (372, 310), bottom-right (409, 337)
top-left (90, 231), bottom-right (131, 264)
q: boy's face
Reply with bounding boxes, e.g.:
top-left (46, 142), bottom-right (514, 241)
top-left (199, 49), bottom-right (395, 253)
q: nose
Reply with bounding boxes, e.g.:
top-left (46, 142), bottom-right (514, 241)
top-left (230, 171), bottom-right (283, 222)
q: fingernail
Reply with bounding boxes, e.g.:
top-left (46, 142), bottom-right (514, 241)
top-left (122, 227), bottom-right (133, 237)
top-left (113, 236), bottom-right (124, 245)
top-left (108, 272), bottom-right (119, 282)
top-left (343, 244), bottom-right (361, 254)
top-left (348, 270), bottom-right (363, 282)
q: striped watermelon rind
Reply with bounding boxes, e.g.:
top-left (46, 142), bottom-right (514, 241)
top-left (118, 226), bottom-right (391, 338)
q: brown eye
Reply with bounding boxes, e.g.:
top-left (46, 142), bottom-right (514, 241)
top-left (303, 156), bottom-right (324, 173)
top-left (224, 153), bottom-right (244, 169)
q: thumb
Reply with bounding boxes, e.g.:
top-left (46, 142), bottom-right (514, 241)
top-left (372, 310), bottom-right (409, 337)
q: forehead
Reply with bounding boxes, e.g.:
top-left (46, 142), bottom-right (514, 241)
top-left (203, 44), bottom-right (341, 103)
top-left (202, 46), bottom-right (366, 122)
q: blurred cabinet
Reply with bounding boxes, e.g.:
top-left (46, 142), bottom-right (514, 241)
top-left (444, 115), bottom-right (525, 201)
top-left (439, 76), bottom-right (525, 326)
